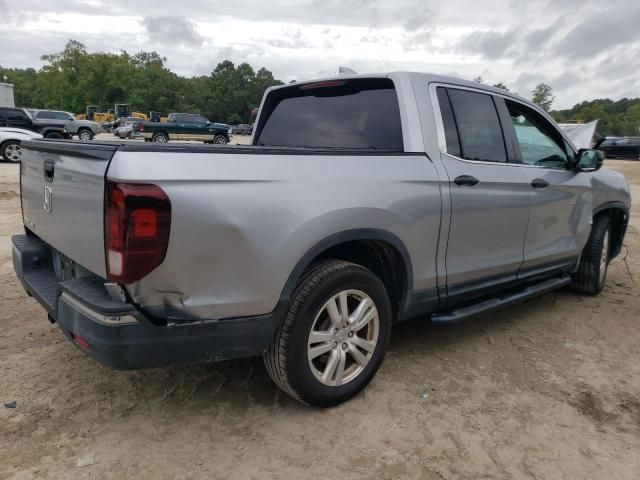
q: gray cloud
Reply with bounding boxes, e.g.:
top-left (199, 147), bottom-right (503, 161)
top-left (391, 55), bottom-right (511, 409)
top-left (458, 30), bottom-right (517, 59)
top-left (141, 16), bottom-right (203, 47)
top-left (403, 9), bottom-right (434, 32)
top-left (1, 0), bottom-right (640, 108)
top-left (553, 6), bottom-right (640, 59)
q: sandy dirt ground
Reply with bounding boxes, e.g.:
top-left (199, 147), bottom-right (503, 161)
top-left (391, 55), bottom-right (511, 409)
top-left (0, 156), bottom-right (638, 479)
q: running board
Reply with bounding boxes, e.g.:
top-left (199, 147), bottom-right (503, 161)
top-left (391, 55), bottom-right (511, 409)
top-left (431, 275), bottom-right (571, 324)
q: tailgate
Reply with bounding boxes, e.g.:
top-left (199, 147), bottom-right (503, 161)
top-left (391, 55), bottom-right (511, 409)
top-left (20, 140), bottom-right (118, 277)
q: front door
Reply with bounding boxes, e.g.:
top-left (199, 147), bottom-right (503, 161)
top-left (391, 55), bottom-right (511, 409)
top-left (436, 87), bottom-right (531, 301)
top-left (499, 98), bottom-right (592, 278)
top-left (6, 108), bottom-right (33, 130)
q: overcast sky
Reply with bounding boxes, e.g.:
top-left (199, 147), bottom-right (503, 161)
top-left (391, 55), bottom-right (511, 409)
top-left (2, 0), bottom-right (639, 109)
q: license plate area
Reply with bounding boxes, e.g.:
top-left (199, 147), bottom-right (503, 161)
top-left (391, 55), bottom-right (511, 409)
top-left (51, 249), bottom-right (91, 282)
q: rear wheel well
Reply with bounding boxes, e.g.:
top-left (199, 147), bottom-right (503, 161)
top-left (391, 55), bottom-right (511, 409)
top-left (312, 240), bottom-right (408, 319)
top-left (595, 207), bottom-right (627, 259)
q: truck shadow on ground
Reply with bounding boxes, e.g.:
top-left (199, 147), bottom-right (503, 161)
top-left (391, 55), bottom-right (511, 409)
top-left (83, 289), bottom-right (569, 415)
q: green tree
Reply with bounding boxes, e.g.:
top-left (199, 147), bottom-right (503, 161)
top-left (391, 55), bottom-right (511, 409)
top-left (0, 39), bottom-right (283, 122)
top-left (531, 83), bottom-right (555, 112)
top-left (493, 82), bottom-right (509, 91)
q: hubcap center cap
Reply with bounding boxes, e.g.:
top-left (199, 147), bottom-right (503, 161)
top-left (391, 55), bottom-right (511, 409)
top-left (335, 329), bottom-right (348, 341)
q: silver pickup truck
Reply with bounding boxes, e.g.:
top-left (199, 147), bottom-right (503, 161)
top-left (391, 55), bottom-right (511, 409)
top-left (12, 72), bottom-right (631, 406)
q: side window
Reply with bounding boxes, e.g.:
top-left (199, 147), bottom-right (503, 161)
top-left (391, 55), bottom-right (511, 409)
top-left (505, 100), bottom-right (570, 168)
top-left (7, 109), bottom-right (29, 122)
top-left (37, 111), bottom-right (54, 119)
top-left (447, 89), bottom-right (507, 163)
top-left (436, 87), bottom-right (461, 157)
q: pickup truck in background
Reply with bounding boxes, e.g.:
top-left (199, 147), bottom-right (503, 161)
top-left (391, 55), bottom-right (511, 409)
top-left (138, 112), bottom-right (232, 144)
top-left (13, 72), bottom-right (631, 406)
top-left (28, 109), bottom-right (101, 141)
top-left (0, 107), bottom-right (71, 140)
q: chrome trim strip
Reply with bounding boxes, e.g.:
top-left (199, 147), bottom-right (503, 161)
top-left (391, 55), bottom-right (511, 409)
top-left (59, 292), bottom-right (139, 326)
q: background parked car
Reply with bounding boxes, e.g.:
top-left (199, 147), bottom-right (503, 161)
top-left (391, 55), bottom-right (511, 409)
top-left (113, 118), bottom-right (144, 139)
top-left (597, 137), bottom-right (640, 160)
top-left (28, 109), bottom-right (100, 140)
top-left (0, 127), bottom-right (42, 162)
top-left (0, 107), bottom-right (71, 139)
top-left (231, 123), bottom-right (253, 135)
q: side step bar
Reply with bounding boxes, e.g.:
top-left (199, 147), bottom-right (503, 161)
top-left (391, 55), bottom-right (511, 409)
top-left (431, 275), bottom-right (571, 324)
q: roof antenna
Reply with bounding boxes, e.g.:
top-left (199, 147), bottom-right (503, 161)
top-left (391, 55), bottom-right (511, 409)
top-left (338, 66), bottom-right (357, 75)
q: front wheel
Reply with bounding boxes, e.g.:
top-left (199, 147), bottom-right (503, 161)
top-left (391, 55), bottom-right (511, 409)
top-left (213, 135), bottom-right (228, 145)
top-left (264, 260), bottom-right (392, 407)
top-left (571, 215), bottom-right (611, 295)
top-left (1, 140), bottom-right (22, 162)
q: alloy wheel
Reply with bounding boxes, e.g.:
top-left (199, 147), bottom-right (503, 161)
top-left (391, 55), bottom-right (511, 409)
top-left (307, 289), bottom-right (379, 387)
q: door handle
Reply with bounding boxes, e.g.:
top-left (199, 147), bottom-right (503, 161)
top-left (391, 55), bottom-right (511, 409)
top-left (454, 175), bottom-right (479, 186)
top-left (531, 178), bottom-right (549, 189)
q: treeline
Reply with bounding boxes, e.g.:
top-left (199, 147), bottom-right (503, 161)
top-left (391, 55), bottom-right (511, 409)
top-left (0, 40), bottom-right (283, 124)
top-left (551, 99), bottom-right (640, 137)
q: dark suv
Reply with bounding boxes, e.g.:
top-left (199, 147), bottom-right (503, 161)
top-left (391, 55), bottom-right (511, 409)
top-left (597, 137), bottom-right (640, 160)
top-left (0, 107), bottom-right (71, 139)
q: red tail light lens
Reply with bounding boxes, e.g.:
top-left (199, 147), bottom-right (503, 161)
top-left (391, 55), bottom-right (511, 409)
top-left (105, 181), bottom-right (171, 284)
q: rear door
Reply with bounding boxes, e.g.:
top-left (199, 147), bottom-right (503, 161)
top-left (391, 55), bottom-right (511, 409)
top-left (434, 86), bottom-right (531, 301)
top-left (498, 98), bottom-right (591, 277)
top-left (20, 141), bottom-right (117, 277)
top-left (177, 114), bottom-right (212, 141)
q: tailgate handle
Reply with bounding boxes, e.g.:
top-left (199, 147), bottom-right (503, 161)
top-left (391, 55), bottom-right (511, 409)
top-left (43, 159), bottom-right (55, 182)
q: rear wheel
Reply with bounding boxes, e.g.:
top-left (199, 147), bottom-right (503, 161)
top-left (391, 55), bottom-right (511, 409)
top-left (152, 132), bottom-right (168, 143)
top-left (78, 129), bottom-right (93, 141)
top-left (1, 141), bottom-right (22, 162)
top-left (45, 132), bottom-right (64, 139)
top-left (571, 215), bottom-right (611, 295)
top-left (264, 260), bottom-right (392, 407)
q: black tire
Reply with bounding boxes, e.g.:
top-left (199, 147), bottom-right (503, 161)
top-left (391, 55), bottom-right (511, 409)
top-left (213, 135), bottom-right (228, 145)
top-left (77, 128), bottom-right (94, 141)
top-left (152, 132), bottom-right (168, 143)
top-left (45, 132), bottom-right (64, 139)
top-left (571, 215), bottom-right (611, 295)
top-left (264, 260), bottom-right (392, 407)
top-left (1, 140), bottom-right (22, 162)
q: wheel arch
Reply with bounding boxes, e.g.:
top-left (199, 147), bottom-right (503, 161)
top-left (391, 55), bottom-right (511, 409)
top-left (280, 229), bottom-right (413, 319)
top-left (152, 130), bottom-right (170, 139)
top-left (593, 201), bottom-right (629, 259)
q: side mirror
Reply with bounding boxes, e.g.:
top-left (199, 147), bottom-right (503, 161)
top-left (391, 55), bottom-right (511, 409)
top-left (576, 149), bottom-right (603, 172)
top-left (206, 120), bottom-right (211, 125)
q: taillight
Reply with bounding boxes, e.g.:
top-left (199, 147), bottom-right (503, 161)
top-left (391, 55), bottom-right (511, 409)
top-left (138, 124), bottom-right (144, 131)
top-left (104, 181), bottom-right (171, 284)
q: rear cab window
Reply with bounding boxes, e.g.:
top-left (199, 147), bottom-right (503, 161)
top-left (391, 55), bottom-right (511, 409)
top-left (254, 78), bottom-right (403, 151)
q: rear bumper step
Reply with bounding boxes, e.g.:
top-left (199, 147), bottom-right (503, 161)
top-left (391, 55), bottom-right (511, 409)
top-left (431, 275), bottom-right (571, 324)
top-left (12, 233), bottom-right (283, 370)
